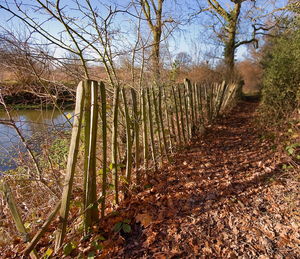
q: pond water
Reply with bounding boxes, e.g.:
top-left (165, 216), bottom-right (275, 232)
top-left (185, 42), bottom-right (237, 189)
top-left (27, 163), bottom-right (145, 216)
top-left (0, 109), bottom-right (72, 172)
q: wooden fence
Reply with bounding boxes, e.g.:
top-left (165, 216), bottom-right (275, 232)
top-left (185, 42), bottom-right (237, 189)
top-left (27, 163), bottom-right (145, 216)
top-left (1, 78), bottom-right (240, 255)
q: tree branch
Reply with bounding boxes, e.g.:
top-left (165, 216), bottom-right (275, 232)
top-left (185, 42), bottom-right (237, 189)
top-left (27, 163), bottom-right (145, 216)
top-left (207, 0), bottom-right (231, 21)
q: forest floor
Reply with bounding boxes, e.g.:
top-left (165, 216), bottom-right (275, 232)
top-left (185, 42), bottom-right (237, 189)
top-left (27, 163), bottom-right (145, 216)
top-left (2, 100), bottom-right (300, 258)
top-left (93, 100), bottom-right (300, 258)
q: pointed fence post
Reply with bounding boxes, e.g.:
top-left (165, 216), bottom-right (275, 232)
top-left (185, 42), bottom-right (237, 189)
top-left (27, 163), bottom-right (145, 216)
top-left (111, 86), bottom-right (120, 204)
top-left (198, 84), bottom-right (205, 124)
top-left (122, 87), bottom-right (133, 195)
top-left (142, 89), bottom-right (149, 170)
top-left (183, 85), bottom-right (191, 139)
top-left (216, 81), bottom-right (227, 116)
top-left (0, 180), bottom-right (38, 259)
top-left (177, 86), bottom-right (187, 143)
top-left (99, 82), bottom-right (107, 218)
top-left (157, 87), bottom-right (169, 161)
top-left (203, 83), bottom-right (211, 122)
top-left (23, 201), bottom-right (61, 256)
top-left (171, 85), bottom-right (182, 145)
top-left (162, 87), bottom-right (174, 151)
top-left (151, 87), bottom-right (164, 161)
top-left (83, 80), bottom-right (91, 216)
top-left (209, 83), bottom-right (214, 121)
top-left (184, 78), bottom-right (195, 135)
top-left (55, 81), bottom-right (85, 251)
top-left (193, 83), bottom-right (199, 126)
top-left (131, 89), bottom-right (140, 182)
top-left (146, 88), bottom-right (158, 170)
top-left (84, 80), bottom-right (99, 233)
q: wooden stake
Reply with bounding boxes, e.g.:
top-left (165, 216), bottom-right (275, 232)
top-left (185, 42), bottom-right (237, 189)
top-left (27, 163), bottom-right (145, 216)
top-left (142, 89), bottom-right (149, 170)
top-left (0, 180), bottom-right (38, 259)
top-left (162, 87), bottom-right (174, 151)
top-left (183, 85), bottom-right (191, 139)
top-left (111, 86), bottom-right (120, 204)
top-left (23, 201), bottom-right (61, 256)
top-left (55, 82), bottom-right (85, 251)
top-left (171, 85), bottom-right (182, 145)
top-left (158, 87), bottom-right (169, 161)
top-left (131, 89), bottom-right (140, 182)
top-left (84, 80), bottom-right (99, 232)
top-left (184, 79), bottom-right (195, 136)
top-left (151, 87), bottom-right (164, 160)
top-left (177, 86), bottom-right (187, 143)
top-left (146, 88), bottom-right (158, 170)
top-left (99, 82), bottom-right (107, 217)
top-left (122, 88), bottom-right (133, 189)
top-left (83, 80), bottom-right (91, 217)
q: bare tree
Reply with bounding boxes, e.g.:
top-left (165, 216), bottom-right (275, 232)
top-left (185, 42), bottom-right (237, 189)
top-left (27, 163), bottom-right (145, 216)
top-left (0, 1), bottom-right (138, 88)
top-left (0, 31), bottom-right (49, 85)
top-left (174, 51), bottom-right (192, 71)
top-left (192, 0), bottom-right (288, 76)
top-left (130, 0), bottom-right (179, 83)
top-left (139, 0), bottom-right (164, 81)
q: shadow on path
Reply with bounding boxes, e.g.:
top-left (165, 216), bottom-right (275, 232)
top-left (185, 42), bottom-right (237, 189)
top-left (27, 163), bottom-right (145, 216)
top-left (102, 101), bottom-right (300, 258)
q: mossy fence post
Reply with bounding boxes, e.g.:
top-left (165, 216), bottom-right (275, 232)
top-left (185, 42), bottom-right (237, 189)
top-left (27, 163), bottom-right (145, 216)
top-left (171, 85), bottom-right (182, 145)
top-left (99, 82), bottom-right (107, 217)
top-left (142, 89), bottom-right (149, 170)
top-left (152, 87), bottom-right (164, 162)
top-left (131, 88), bottom-right (141, 182)
top-left (184, 78), bottom-right (195, 136)
top-left (177, 85), bottom-right (187, 143)
top-left (55, 82), bottom-right (85, 251)
top-left (23, 201), bottom-right (61, 256)
top-left (146, 87), bottom-right (158, 170)
top-left (0, 180), bottom-right (38, 259)
top-left (111, 86), bottom-right (120, 204)
top-left (122, 87), bottom-right (133, 194)
top-left (84, 80), bottom-right (99, 233)
top-left (162, 87), bottom-right (174, 152)
top-left (158, 86), bottom-right (169, 161)
top-left (83, 80), bottom-right (91, 218)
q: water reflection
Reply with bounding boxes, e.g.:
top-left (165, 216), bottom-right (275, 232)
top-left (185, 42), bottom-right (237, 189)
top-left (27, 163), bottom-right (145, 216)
top-left (0, 109), bottom-right (72, 172)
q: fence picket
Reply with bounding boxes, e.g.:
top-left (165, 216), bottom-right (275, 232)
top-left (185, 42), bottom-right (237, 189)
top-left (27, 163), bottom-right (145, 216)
top-left (99, 82), bottom-right (107, 217)
top-left (55, 81), bottom-right (85, 251)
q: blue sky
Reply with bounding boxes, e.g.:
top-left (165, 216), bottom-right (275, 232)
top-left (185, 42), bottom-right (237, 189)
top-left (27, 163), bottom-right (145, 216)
top-left (0, 0), bottom-right (290, 64)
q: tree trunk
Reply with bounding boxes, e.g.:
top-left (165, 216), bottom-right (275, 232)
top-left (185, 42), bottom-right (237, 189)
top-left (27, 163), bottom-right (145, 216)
top-left (152, 28), bottom-right (161, 83)
top-left (223, 3), bottom-right (241, 79)
top-left (224, 33), bottom-right (235, 74)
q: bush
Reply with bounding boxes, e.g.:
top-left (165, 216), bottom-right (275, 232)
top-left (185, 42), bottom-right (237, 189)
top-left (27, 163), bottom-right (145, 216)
top-left (259, 18), bottom-right (300, 126)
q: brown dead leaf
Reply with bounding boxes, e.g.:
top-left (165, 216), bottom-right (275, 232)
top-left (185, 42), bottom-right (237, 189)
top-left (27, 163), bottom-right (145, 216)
top-left (136, 213), bottom-right (152, 228)
top-left (153, 252), bottom-right (167, 259)
top-left (144, 232), bottom-right (157, 246)
top-left (202, 241), bottom-right (213, 254)
top-left (214, 239), bottom-right (222, 254)
top-left (167, 198), bottom-right (174, 208)
top-left (184, 182), bottom-right (195, 188)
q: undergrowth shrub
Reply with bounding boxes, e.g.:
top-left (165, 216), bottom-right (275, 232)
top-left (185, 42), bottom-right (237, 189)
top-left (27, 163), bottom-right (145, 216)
top-left (259, 15), bottom-right (300, 170)
top-left (259, 18), bottom-right (300, 127)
